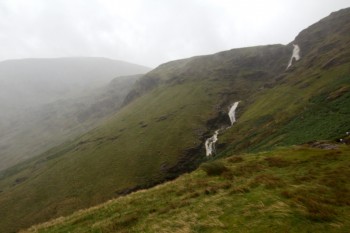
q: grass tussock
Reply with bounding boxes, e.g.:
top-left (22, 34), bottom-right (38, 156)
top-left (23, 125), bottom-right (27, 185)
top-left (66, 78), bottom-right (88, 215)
top-left (250, 173), bottom-right (285, 189)
top-left (229, 185), bottom-right (250, 194)
top-left (264, 156), bottom-right (291, 167)
top-left (231, 161), bottom-right (266, 177)
top-left (281, 163), bottom-right (350, 222)
top-left (281, 187), bottom-right (337, 221)
top-left (200, 161), bottom-right (228, 176)
top-left (94, 213), bottom-right (139, 232)
top-left (227, 156), bottom-right (244, 163)
top-left (204, 182), bottom-right (232, 195)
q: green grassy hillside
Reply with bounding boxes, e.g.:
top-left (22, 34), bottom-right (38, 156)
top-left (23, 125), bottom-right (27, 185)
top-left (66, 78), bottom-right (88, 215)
top-left (1, 8), bottom-right (350, 233)
top-left (219, 8), bottom-right (350, 154)
top-left (22, 141), bottom-right (350, 233)
top-left (0, 45), bottom-right (286, 232)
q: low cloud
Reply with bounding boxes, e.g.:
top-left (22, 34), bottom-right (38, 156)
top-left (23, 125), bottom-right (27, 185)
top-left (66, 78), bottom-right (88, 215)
top-left (0, 0), bottom-right (349, 67)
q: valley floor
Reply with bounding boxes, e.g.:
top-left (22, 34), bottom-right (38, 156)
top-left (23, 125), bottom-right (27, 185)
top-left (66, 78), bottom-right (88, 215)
top-left (22, 141), bottom-right (350, 233)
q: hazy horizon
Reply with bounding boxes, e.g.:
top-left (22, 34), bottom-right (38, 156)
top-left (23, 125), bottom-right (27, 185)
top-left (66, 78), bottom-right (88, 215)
top-left (0, 0), bottom-right (349, 67)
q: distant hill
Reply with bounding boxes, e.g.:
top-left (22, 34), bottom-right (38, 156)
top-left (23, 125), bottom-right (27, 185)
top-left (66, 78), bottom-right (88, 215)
top-left (0, 57), bottom-right (150, 119)
top-left (0, 74), bottom-right (142, 171)
top-left (1, 8), bottom-right (350, 233)
top-left (0, 57), bottom-right (150, 170)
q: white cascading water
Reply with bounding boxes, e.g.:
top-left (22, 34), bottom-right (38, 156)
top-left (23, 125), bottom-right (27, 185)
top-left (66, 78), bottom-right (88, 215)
top-left (205, 101), bottom-right (240, 157)
top-left (205, 130), bottom-right (219, 157)
top-left (228, 101), bottom-right (240, 126)
top-left (286, 44), bottom-right (301, 69)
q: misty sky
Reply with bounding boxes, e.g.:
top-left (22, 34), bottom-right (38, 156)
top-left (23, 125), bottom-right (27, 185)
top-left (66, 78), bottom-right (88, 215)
top-left (0, 0), bottom-right (349, 67)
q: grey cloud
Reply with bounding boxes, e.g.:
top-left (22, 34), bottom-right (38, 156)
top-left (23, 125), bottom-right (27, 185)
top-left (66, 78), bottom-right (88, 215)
top-left (0, 0), bottom-right (349, 67)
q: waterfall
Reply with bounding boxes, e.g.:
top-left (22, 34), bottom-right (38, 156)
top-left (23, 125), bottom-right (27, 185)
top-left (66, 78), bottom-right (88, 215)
top-left (228, 101), bottom-right (240, 126)
top-left (205, 130), bottom-right (219, 157)
top-left (286, 44), bottom-right (301, 69)
top-left (205, 101), bottom-right (239, 157)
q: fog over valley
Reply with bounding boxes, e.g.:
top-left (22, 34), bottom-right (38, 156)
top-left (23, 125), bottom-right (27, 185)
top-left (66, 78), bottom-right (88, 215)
top-left (0, 57), bottom-right (149, 170)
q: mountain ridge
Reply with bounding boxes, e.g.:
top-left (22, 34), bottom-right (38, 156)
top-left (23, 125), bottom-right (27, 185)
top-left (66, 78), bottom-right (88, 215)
top-left (124, 43), bottom-right (291, 105)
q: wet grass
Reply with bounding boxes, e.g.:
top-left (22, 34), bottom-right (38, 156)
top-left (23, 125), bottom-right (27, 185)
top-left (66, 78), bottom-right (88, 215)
top-left (22, 143), bottom-right (350, 233)
top-left (220, 61), bottom-right (350, 155)
top-left (200, 161), bottom-right (228, 176)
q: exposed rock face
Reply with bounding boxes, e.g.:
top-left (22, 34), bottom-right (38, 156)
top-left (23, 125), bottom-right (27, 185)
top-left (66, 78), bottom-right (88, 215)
top-left (123, 75), bottom-right (160, 105)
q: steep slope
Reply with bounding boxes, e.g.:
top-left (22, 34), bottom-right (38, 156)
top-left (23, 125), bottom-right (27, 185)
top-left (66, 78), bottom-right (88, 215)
top-left (0, 45), bottom-right (290, 232)
top-left (1, 8), bottom-right (350, 233)
top-left (22, 142), bottom-right (350, 233)
top-left (123, 44), bottom-right (289, 105)
top-left (0, 74), bottom-right (141, 171)
top-left (219, 7), bottom-right (350, 154)
top-left (0, 57), bottom-right (150, 170)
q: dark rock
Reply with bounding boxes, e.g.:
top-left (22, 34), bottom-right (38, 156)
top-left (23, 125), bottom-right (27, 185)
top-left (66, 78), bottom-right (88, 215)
top-left (14, 177), bottom-right (27, 185)
top-left (156, 115), bottom-right (168, 122)
top-left (306, 141), bottom-right (338, 150)
top-left (123, 75), bottom-right (160, 106)
top-left (115, 144), bottom-right (204, 197)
